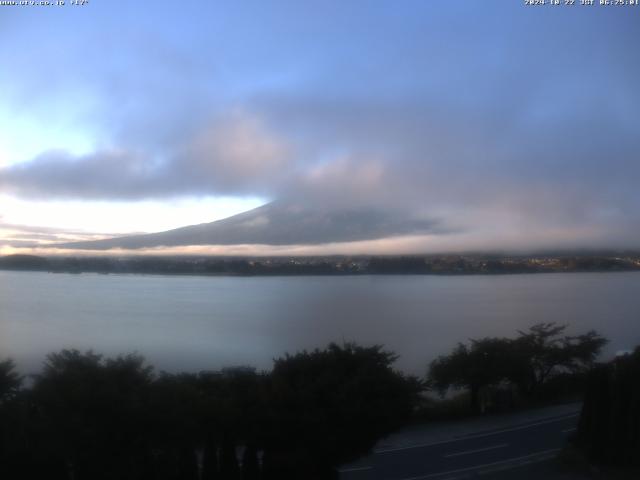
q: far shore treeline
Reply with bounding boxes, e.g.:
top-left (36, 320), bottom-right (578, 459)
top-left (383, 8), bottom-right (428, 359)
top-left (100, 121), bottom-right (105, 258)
top-left (1, 323), bottom-right (636, 479)
top-left (1, 252), bottom-right (640, 276)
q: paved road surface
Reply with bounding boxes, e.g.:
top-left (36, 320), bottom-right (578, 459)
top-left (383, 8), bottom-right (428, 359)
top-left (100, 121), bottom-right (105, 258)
top-left (340, 411), bottom-right (579, 480)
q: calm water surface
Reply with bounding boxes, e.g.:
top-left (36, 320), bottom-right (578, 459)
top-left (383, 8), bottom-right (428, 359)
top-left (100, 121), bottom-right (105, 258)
top-left (1, 270), bottom-right (639, 375)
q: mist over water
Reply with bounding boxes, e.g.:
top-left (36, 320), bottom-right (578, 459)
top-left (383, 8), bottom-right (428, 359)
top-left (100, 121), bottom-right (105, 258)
top-left (1, 270), bottom-right (639, 376)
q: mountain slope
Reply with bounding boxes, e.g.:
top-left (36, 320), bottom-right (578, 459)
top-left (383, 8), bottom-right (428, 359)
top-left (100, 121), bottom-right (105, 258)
top-left (56, 202), bottom-right (437, 250)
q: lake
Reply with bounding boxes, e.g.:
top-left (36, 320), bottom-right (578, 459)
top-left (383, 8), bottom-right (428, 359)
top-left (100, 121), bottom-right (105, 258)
top-left (1, 270), bottom-right (639, 375)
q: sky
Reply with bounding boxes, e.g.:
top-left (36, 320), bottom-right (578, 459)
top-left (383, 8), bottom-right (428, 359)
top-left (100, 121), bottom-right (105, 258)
top-left (1, 0), bottom-right (639, 254)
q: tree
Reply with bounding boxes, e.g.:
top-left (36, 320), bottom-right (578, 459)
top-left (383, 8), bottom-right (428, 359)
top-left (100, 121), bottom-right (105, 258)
top-left (0, 358), bottom-right (22, 404)
top-left (145, 372), bottom-right (203, 480)
top-left (264, 343), bottom-right (422, 479)
top-left (0, 358), bottom-right (25, 478)
top-left (511, 323), bottom-right (607, 396)
top-left (576, 346), bottom-right (640, 467)
top-left (428, 323), bottom-right (609, 413)
top-left (428, 338), bottom-right (514, 413)
top-left (30, 350), bottom-right (155, 480)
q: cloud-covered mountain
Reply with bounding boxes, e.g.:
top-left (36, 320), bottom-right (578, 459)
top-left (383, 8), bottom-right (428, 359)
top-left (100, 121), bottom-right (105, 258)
top-left (56, 203), bottom-right (437, 250)
top-left (3, 3), bottom-right (640, 252)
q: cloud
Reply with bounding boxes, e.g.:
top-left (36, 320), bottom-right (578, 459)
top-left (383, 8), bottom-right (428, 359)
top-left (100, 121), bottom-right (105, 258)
top-left (0, 217), bottom-right (136, 249)
top-left (2, 92), bottom-right (640, 250)
top-left (183, 112), bottom-right (292, 194)
top-left (0, 112), bottom-right (292, 200)
top-left (1, 2), bottom-right (640, 251)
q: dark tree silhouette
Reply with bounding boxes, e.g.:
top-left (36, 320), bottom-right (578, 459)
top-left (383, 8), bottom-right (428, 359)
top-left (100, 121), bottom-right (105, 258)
top-left (576, 347), bottom-right (640, 467)
top-left (264, 343), bottom-right (422, 479)
top-left (429, 338), bottom-right (514, 413)
top-left (0, 358), bottom-right (26, 478)
top-left (511, 323), bottom-right (607, 396)
top-left (30, 350), bottom-right (155, 480)
top-left (196, 366), bottom-right (268, 480)
top-left (0, 358), bottom-right (22, 404)
top-left (0, 328), bottom-right (611, 480)
top-left (145, 373), bottom-right (202, 480)
top-left (429, 323), bottom-right (608, 412)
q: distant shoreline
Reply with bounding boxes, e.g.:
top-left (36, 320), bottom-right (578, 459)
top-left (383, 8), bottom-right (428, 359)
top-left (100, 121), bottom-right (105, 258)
top-left (1, 253), bottom-right (639, 277)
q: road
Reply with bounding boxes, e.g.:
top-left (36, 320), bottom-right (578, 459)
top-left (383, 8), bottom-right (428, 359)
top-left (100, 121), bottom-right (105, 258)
top-left (339, 412), bottom-right (579, 480)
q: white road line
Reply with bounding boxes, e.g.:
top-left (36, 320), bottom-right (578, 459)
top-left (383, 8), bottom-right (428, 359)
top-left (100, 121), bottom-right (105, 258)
top-left (394, 448), bottom-right (561, 480)
top-left (562, 427), bottom-right (576, 433)
top-left (443, 443), bottom-right (508, 458)
top-left (339, 466), bottom-right (373, 473)
top-left (375, 413), bottom-right (579, 454)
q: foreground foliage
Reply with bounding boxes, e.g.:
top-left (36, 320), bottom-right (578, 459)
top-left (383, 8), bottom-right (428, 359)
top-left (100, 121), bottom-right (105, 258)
top-left (428, 323), bottom-right (607, 412)
top-left (576, 347), bottom-right (640, 467)
top-left (0, 343), bottom-right (420, 480)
